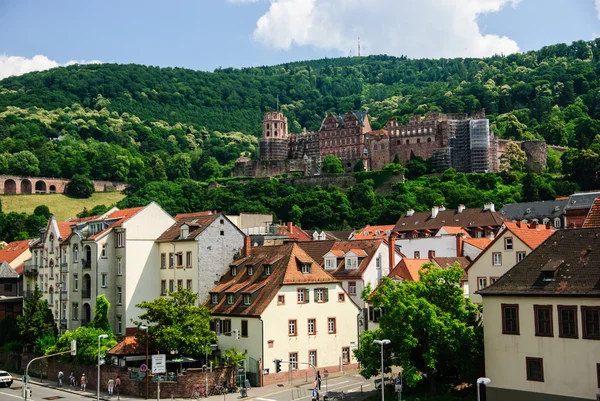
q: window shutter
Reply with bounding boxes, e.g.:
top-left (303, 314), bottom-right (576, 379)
top-left (314, 289), bottom-right (317, 301)
top-left (305, 289), bottom-right (310, 303)
top-left (325, 289), bottom-right (329, 302)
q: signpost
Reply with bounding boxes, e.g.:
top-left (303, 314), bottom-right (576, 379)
top-left (324, 369), bottom-right (329, 396)
top-left (152, 355), bottom-right (166, 401)
top-left (140, 364), bottom-right (148, 372)
top-left (394, 376), bottom-right (402, 401)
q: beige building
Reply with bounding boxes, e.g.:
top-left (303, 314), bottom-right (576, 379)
top-left (0, 239), bottom-right (32, 269)
top-left (478, 228), bottom-right (600, 401)
top-left (207, 243), bottom-right (360, 387)
top-left (466, 221), bottom-right (555, 303)
top-left (156, 212), bottom-right (246, 304)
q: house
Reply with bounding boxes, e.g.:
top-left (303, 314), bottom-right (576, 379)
top-left (564, 191), bottom-right (600, 228)
top-left (0, 261), bottom-right (21, 297)
top-left (462, 237), bottom-right (493, 261)
top-left (156, 212), bottom-right (246, 304)
top-left (351, 225), bottom-right (394, 240)
top-left (305, 230), bottom-right (354, 241)
top-left (23, 202), bottom-right (175, 335)
top-left (387, 256), bottom-right (470, 293)
top-left (478, 228), bottom-right (600, 401)
top-left (0, 239), bottom-right (32, 268)
top-left (226, 213), bottom-right (273, 235)
top-left (500, 199), bottom-right (568, 229)
top-left (583, 197), bottom-right (600, 228)
top-left (466, 221), bottom-right (556, 303)
top-left (206, 243), bottom-right (360, 387)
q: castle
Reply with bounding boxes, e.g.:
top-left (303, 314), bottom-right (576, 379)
top-left (234, 109), bottom-right (549, 177)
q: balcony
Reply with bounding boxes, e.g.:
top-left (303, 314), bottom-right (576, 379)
top-left (82, 290), bottom-right (91, 299)
top-left (24, 260), bottom-right (39, 276)
top-left (60, 262), bottom-right (68, 273)
top-left (82, 260), bottom-right (91, 269)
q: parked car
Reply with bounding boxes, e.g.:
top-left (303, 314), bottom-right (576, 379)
top-left (0, 371), bottom-right (13, 387)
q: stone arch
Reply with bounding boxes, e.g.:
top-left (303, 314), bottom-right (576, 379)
top-left (49, 185), bottom-right (56, 193)
top-left (83, 303), bottom-right (91, 326)
top-left (35, 180), bottom-right (47, 193)
top-left (4, 179), bottom-right (16, 194)
top-left (21, 179), bottom-right (32, 194)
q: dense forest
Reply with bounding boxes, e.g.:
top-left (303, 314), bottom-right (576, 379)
top-left (1, 39), bottom-right (600, 187)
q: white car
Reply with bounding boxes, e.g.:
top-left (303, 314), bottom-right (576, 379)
top-left (0, 371), bottom-right (13, 387)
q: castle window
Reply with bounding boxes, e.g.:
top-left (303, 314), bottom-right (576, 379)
top-left (374, 144), bottom-right (378, 150)
top-left (427, 137), bottom-right (432, 142)
top-left (417, 138), bottom-right (421, 143)
top-left (274, 131), bottom-right (278, 136)
top-left (381, 144), bottom-right (385, 150)
top-left (397, 140), bottom-right (400, 145)
top-left (406, 139), bottom-right (410, 144)
top-left (266, 131), bottom-right (270, 137)
top-left (267, 123), bottom-right (270, 129)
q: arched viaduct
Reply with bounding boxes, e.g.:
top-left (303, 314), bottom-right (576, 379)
top-left (0, 175), bottom-right (126, 195)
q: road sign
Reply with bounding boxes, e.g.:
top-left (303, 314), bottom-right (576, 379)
top-left (323, 370), bottom-right (329, 378)
top-left (152, 354), bottom-right (166, 374)
top-left (140, 364), bottom-right (148, 372)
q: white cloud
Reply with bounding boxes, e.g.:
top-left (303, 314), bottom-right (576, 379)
top-left (252, 0), bottom-right (520, 59)
top-left (0, 54), bottom-right (102, 80)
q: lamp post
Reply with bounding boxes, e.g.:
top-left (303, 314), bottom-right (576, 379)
top-left (98, 334), bottom-right (108, 401)
top-left (140, 326), bottom-right (149, 399)
top-left (373, 339), bottom-right (391, 401)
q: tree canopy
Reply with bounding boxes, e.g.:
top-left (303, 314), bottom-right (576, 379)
top-left (17, 284), bottom-right (58, 346)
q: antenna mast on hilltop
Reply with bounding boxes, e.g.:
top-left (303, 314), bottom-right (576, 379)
top-left (358, 37), bottom-right (361, 57)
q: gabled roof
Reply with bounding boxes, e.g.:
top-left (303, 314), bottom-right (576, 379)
top-left (107, 336), bottom-right (144, 356)
top-left (298, 241), bottom-right (336, 264)
top-left (393, 207), bottom-right (505, 233)
top-left (353, 225), bottom-right (394, 240)
top-left (0, 261), bottom-right (19, 278)
top-left (157, 213), bottom-right (220, 242)
top-left (174, 211), bottom-right (217, 220)
top-left (564, 192), bottom-right (600, 211)
top-left (500, 199), bottom-right (567, 220)
top-left (87, 207), bottom-right (145, 240)
top-left (305, 230), bottom-right (353, 241)
top-left (478, 228), bottom-right (600, 296)
top-left (0, 240), bottom-right (31, 264)
top-left (388, 259), bottom-right (428, 282)
top-left (436, 226), bottom-right (470, 236)
top-left (207, 243), bottom-right (337, 317)
top-left (278, 223), bottom-right (312, 242)
top-left (431, 257), bottom-right (469, 281)
top-left (583, 198), bottom-right (600, 228)
top-left (462, 237), bottom-right (492, 250)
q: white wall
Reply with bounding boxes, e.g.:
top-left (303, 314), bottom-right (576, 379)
top-left (396, 236), bottom-right (458, 259)
top-left (463, 243), bottom-right (483, 261)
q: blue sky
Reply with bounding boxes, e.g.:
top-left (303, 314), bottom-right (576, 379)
top-left (0, 0), bottom-right (599, 79)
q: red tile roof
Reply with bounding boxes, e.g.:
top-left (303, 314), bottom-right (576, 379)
top-left (438, 226), bottom-right (470, 236)
top-left (463, 237), bottom-right (492, 250)
top-left (278, 223), bottom-right (312, 242)
top-left (88, 207), bottom-right (145, 240)
top-left (388, 259), bottom-right (429, 282)
top-left (353, 225), bottom-right (394, 240)
top-left (0, 240), bottom-right (31, 264)
top-left (583, 198), bottom-right (600, 228)
top-left (157, 213), bottom-right (220, 242)
top-left (107, 336), bottom-right (144, 356)
top-left (503, 221), bottom-right (556, 249)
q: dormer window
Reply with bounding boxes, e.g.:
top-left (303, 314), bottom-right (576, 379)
top-left (265, 265), bottom-right (271, 276)
top-left (346, 256), bottom-right (358, 269)
top-left (180, 224), bottom-right (189, 239)
top-left (248, 266), bottom-right (254, 276)
top-left (231, 266), bottom-right (238, 276)
top-left (243, 294), bottom-right (251, 305)
top-left (542, 271), bottom-right (554, 282)
top-left (301, 263), bottom-right (311, 274)
top-left (325, 258), bottom-right (336, 270)
top-left (375, 230), bottom-right (381, 236)
top-left (211, 294), bottom-right (219, 304)
top-left (227, 294), bottom-right (235, 305)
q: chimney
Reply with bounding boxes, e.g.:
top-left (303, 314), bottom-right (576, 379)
top-left (458, 204), bottom-right (465, 213)
top-left (531, 221), bottom-right (538, 229)
top-left (438, 205), bottom-right (446, 211)
top-left (406, 209), bottom-right (415, 217)
top-left (389, 233), bottom-right (397, 269)
top-left (483, 202), bottom-right (495, 212)
top-left (516, 221), bottom-right (521, 228)
top-left (244, 236), bottom-right (251, 257)
top-left (545, 221), bottom-right (551, 230)
top-left (431, 206), bottom-right (439, 219)
top-left (287, 222), bottom-right (293, 233)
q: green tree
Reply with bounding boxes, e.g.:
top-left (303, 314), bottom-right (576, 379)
top-left (522, 171), bottom-right (540, 202)
top-left (353, 160), bottom-right (365, 172)
top-left (66, 174), bottom-right (95, 198)
top-left (33, 205), bottom-right (51, 220)
top-left (322, 155), bottom-right (344, 174)
top-left (46, 326), bottom-right (117, 365)
top-left (90, 294), bottom-right (111, 331)
top-left (289, 205), bottom-right (303, 226)
top-left (355, 264), bottom-right (482, 394)
top-left (17, 284), bottom-right (58, 347)
top-left (133, 289), bottom-right (216, 356)
top-left (405, 156), bottom-right (428, 180)
top-left (8, 151), bottom-right (40, 176)
top-left (499, 141), bottom-right (527, 172)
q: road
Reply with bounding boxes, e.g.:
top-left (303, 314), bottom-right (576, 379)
top-left (0, 380), bottom-right (134, 401)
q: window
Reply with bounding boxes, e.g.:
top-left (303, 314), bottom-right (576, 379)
top-left (231, 266), bottom-right (238, 276)
top-left (309, 350), bottom-right (317, 367)
top-left (534, 305), bottom-right (553, 337)
top-left (176, 253), bottom-right (183, 267)
top-left (265, 265), bottom-right (271, 276)
top-left (72, 302), bottom-right (79, 320)
top-left (325, 258), bottom-right (336, 270)
top-left (169, 279), bottom-right (174, 293)
top-left (101, 273), bottom-right (108, 287)
top-left (117, 316), bottom-right (122, 335)
top-left (223, 319), bottom-right (231, 336)
top-left (115, 258), bottom-right (122, 275)
top-left (490, 277), bottom-right (500, 284)
top-left (348, 281), bottom-right (357, 296)
top-left (582, 306), bottom-right (600, 339)
top-left (526, 357), bottom-right (544, 382)
top-left (414, 251), bottom-right (420, 259)
top-left (160, 253), bottom-right (166, 269)
top-left (177, 279), bottom-right (183, 290)
top-left (342, 347), bottom-right (350, 364)
top-left (169, 253), bottom-right (174, 268)
top-left (492, 253), bottom-right (502, 266)
top-left (301, 263), bottom-right (311, 274)
top-left (248, 266), bottom-right (254, 276)
top-left (211, 294), bottom-right (219, 304)
top-left (214, 319), bottom-right (222, 335)
top-left (338, 293), bottom-right (345, 302)
top-left (73, 274), bottom-right (78, 291)
top-left (477, 277), bottom-right (487, 290)
top-left (220, 219), bottom-right (224, 225)
top-left (345, 257), bottom-right (358, 269)
top-left (289, 352), bottom-right (298, 369)
top-left (308, 318), bottom-right (316, 335)
top-left (243, 294), bottom-right (251, 305)
top-left (227, 294), bottom-right (235, 305)
top-left (315, 288), bottom-right (325, 302)
top-left (288, 319), bottom-right (297, 336)
top-left (558, 305), bottom-right (578, 338)
top-left (116, 231), bottom-right (125, 248)
top-left (428, 250), bottom-right (435, 258)
top-left (161, 280), bottom-right (167, 295)
top-left (73, 246), bottom-right (79, 262)
top-left (241, 320), bottom-right (248, 337)
top-left (297, 288), bottom-right (308, 303)
top-left (186, 280), bottom-right (192, 290)
top-left (504, 237), bottom-right (513, 250)
top-left (516, 252), bottom-right (526, 263)
top-left (186, 251), bottom-right (192, 267)
top-left (101, 244), bottom-right (107, 258)
top-left (502, 304), bottom-right (520, 335)
top-left (554, 218), bottom-right (561, 228)
top-left (278, 294), bottom-right (285, 305)
top-left (220, 230), bottom-right (225, 236)
top-left (328, 317), bottom-right (336, 333)
top-left (49, 234), bottom-right (55, 253)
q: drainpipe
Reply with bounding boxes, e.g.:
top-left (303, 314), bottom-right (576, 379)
top-left (260, 317), bottom-right (264, 387)
top-left (95, 242), bottom-right (99, 299)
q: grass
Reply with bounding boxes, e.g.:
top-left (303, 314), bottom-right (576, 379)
top-left (0, 192), bottom-right (126, 221)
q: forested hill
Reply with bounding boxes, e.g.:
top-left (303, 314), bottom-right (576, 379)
top-left (1, 39), bottom-right (600, 144)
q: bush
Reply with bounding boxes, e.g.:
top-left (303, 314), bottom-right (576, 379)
top-left (66, 174), bottom-right (95, 198)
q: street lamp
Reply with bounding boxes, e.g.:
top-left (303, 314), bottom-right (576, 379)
top-left (140, 326), bottom-right (149, 399)
top-left (98, 334), bottom-right (108, 401)
top-left (373, 339), bottom-right (391, 401)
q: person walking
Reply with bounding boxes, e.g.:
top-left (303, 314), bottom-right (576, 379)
top-left (115, 375), bottom-right (121, 397)
top-left (80, 373), bottom-right (87, 391)
top-left (108, 377), bottom-right (114, 395)
top-left (69, 371), bottom-right (75, 387)
top-left (317, 371), bottom-right (322, 391)
top-left (58, 370), bottom-right (64, 387)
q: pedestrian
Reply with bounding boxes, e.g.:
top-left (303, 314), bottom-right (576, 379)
top-left (69, 371), bottom-right (75, 387)
top-left (115, 375), bottom-right (121, 396)
top-left (58, 370), bottom-right (64, 387)
top-left (80, 373), bottom-right (87, 391)
top-left (317, 371), bottom-right (322, 390)
top-left (108, 377), bottom-right (114, 395)
top-left (311, 387), bottom-right (319, 401)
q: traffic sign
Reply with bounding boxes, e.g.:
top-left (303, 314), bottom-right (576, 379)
top-left (140, 364), bottom-right (148, 372)
top-left (152, 354), bottom-right (166, 374)
top-left (323, 370), bottom-right (329, 378)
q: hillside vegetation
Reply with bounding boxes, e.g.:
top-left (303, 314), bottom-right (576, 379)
top-left (1, 39), bottom-right (600, 188)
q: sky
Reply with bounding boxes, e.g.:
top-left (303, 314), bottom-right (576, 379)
top-left (0, 0), bottom-right (599, 80)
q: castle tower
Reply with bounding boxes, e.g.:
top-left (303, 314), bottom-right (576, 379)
top-left (260, 111), bottom-right (289, 161)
